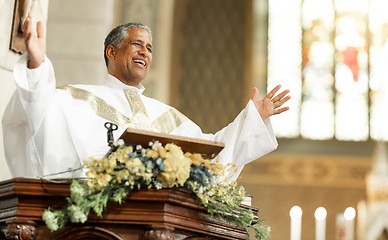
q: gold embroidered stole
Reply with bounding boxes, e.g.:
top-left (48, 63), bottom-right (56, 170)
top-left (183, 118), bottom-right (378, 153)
top-left (58, 85), bottom-right (188, 133)
top-left (123, 89), bottom-right (149, 118)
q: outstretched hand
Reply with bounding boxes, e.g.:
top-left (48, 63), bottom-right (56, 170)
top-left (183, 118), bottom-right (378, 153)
top-left (251, 85), bottom-right (291, 121)
top-left (24, 13), bottom-right (46, 69)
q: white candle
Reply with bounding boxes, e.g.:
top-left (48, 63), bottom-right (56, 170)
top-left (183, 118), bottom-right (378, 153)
top-left (344, 207), bottom-right (356, 240)
top-left (315, 207), bottom-right (327, 240)
top-left (290, 206), bottom-right (302, 240)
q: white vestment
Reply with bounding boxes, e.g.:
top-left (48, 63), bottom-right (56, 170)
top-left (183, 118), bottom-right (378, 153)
top-left (2, 54), bottom-right (278, 180)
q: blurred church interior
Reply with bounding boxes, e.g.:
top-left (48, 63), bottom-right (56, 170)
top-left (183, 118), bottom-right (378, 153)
top-left (1, 0), bottom-right (388, 239)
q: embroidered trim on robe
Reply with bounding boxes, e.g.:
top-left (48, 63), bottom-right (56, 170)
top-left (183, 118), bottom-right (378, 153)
top-left (124, 89), bottom-right (149, 118)
top-left (57, 85), bottom-right (130, 129)
top-left (57, 85), bottom-right (188, 133)
top-left (152, 108), bottom-right (188, 133)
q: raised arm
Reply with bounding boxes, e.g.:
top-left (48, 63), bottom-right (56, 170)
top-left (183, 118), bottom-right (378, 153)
top-left (24, 13), bottom-right (46, 69)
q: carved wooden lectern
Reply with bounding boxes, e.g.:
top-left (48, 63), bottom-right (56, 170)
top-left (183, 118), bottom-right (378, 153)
top-left (0, 178), bottom-right (257, 240)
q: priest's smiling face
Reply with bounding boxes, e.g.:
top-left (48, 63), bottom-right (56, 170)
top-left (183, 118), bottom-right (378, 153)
top-left (107, 28), bottom-right (153, 87)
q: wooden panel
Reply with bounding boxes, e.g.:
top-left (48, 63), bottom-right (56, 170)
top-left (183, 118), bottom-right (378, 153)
top-left (0, 178), bottom-right (255, 240)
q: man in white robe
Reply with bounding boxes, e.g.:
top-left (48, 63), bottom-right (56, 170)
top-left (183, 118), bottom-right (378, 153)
top-left (2, 16), bottom-right (290, 180)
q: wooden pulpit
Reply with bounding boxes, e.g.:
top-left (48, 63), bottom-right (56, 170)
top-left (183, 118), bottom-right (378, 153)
top-left (0, 178), bottom-right (257, 240)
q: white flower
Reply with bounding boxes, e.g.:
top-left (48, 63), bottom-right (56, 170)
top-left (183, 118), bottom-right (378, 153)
top-left (151, 141), bottom-right (161, 150)
top-left (42, 210), bottom-right (59, 231)
top-left (70, 182), bottom-right (85, 204)
top-left (128, 175), bottom-right (135, 182)
top-left (154, 181), bottom-right (163, 190)
top-left (113, 139), bottom-right (125, 147)
top-left (141, 149), bottom-right (146, 156)
top-left (68, 205), bottom-right (87, 223)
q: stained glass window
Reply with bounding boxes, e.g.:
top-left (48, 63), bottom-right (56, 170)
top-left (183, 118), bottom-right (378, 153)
top-left (369, 0), bottom-right (388, 141)
top-left (267, 0), bottom-right (387, 141)
top-left (334, 0), bottom-right (369, 141)
top-left (301, 0), bottom-right (335, 140)
top-left (267, 0), bottom-right (302, 138)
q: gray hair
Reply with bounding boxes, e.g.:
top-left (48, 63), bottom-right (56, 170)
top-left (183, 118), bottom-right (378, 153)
top-left (104, 22), bottom-right (152, 68)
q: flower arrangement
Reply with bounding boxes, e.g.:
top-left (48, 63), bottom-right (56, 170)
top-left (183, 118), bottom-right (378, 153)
top-left (42, 140), bottom-right (270, 239)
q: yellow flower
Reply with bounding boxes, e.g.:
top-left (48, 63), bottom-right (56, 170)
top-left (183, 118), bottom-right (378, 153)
top-left (87, 178), bottom-right (97, 189)
top-left (97, 173), bottom-right (112, 187)
top-left (142, 172), bottom-right (153, 183)
top-left (190, 153), bottom-right (204, 166)
top-left (99, 158), bottom-right (110, 171)
top-left (108, 156), bottom-right (117, 169)
top-left (217, 186), bottom-right (228, 195)
top-left (146, 149), bottom-right (159, 159)
top-left (117, 154), bottom-right (129, 163)
top-left (176, 157), bottom-right (191, 185)
top-left (123, 145), bottom-right (134, 154)
top-left (125, 158), bottom-right (143, 170)
top-left (86, 169), bottom-right (98, 179)
top-left (211, 162), bottom-right (225, 176)
top-left (157, 144), bottom-right (191, 187)
top-left (157, 145), bottom-right (167, 158)
top-left (203, 159), bottom-right (212, 170)
top-left (114, 170), bottom-right (130, 183)
top-left (157, 158), bottom-right (176, 187)
top-left (82, 157), bottom-right (98, 169)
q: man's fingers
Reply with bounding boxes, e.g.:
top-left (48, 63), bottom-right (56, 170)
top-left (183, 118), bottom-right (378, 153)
top-left (272, 89), bottom-right (290, 103)
top-left (251, 87), bottom-right (260, 101)
top-left (24, 15), bottom-right (31, 39)
top-left (274, 95), bottom-right (291, 108)
top-left (274, 106), bottom-right (290, 115)
top-left (36, 21), bottom-right (44, 39)
top-left (266, 84), bottom-right (281, 99)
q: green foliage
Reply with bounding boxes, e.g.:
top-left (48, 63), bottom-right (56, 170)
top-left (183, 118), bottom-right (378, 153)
top-left (111, 186), bottom-right (129, 204)
top-left (185, 180), bottom-right (270, 239)
top-left (42, 142), bottom-right (270, 239)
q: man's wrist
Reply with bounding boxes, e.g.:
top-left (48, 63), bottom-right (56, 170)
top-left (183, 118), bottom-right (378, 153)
top-left (27, 58), bottom-right (44, 69)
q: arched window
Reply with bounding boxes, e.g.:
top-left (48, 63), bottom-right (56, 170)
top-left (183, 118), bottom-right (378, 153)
top-left (267, 0), bottom-right (388, 141)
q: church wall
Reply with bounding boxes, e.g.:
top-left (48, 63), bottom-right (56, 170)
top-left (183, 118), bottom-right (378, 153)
top-left (0, 0), bottom-right (49, 181)
top-left (170, 0), bottom-right (251, 133)
top-left (46, 0), bottom-right (115, 87)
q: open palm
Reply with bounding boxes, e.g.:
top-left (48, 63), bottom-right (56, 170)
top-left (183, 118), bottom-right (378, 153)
top-left (251, 85), bottom-right (291, 121)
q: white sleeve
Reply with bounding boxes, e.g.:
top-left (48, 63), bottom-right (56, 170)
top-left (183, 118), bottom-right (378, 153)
top-left (2, 54), bottom-right (57, 177)
top-left (213, 100), bottom-right (278, 166)
top-left (171, 100), bottom-right (278, 181)
top-left (13, 54), bottom-right (56, 137)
